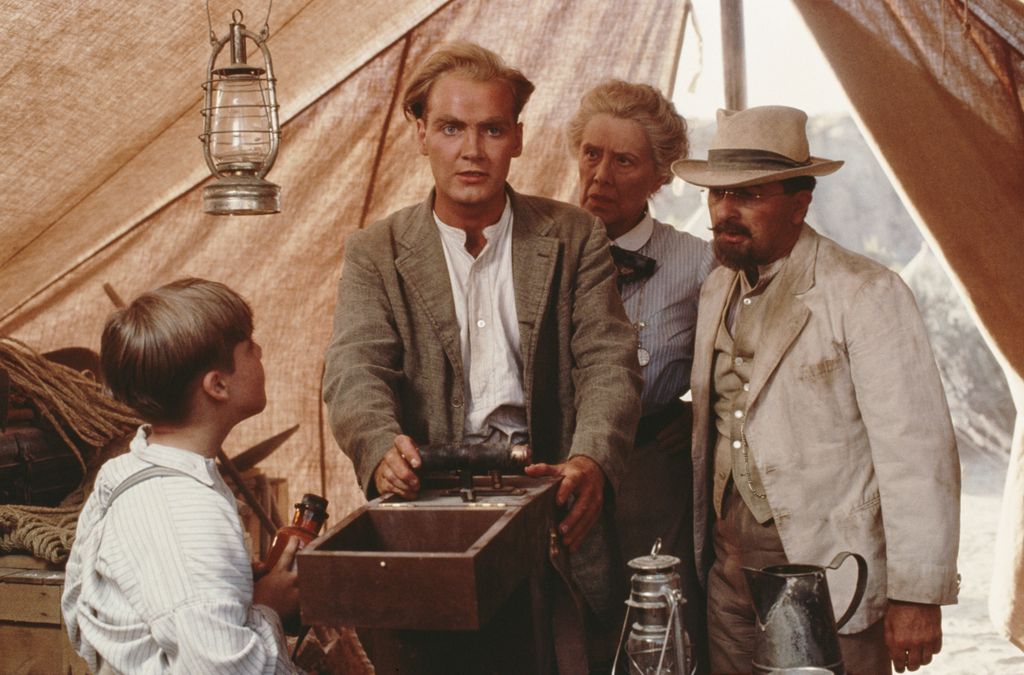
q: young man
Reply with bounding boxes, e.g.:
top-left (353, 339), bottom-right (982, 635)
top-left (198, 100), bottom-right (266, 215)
top-left (323, 42), bottom-right (641, 637)
top-left (675, 106), bottom-right (960, 674)
top-left (62, 278), bottom-right (302, 674)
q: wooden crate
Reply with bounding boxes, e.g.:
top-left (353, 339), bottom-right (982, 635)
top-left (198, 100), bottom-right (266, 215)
top-left (298, 475), bottom-right (558, 631)
top-left (0, 555), bottom-right (89, 675)
top-left (297, 476), bottom-right (562, 674)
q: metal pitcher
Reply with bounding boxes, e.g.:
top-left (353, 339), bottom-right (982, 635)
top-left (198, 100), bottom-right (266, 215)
top-left (742, 551), bottom-right (868, 675)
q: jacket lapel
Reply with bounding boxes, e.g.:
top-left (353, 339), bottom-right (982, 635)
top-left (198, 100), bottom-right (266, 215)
top-left (393, 194), bottom-right (464, 379)
top-left (746, 225), bottom-right (818, 408)
top-left (693, 266), bottom-right (735, 459)
top-left (508, 189), bottom-right (559, 390)
top-left (694, 267), bottom-right (735, 398)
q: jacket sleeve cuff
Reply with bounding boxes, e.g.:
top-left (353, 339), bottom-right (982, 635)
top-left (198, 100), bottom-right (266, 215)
top-left (886, 560), bottom-right (960, 605)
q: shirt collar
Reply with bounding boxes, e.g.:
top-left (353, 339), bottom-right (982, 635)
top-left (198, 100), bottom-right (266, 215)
top-left (740, 254), bottom-right (790, 295)
top-left (129, 425), bottom-right (218, 486)
top-left (433, 196), bottom-right (513, 252)
top-left (612, 211), bottom-right (654, 252)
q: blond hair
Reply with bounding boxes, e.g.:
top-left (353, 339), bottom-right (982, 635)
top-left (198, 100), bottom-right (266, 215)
top-left (402, 41), bottom-right (535, 121)
top-left (567, 80), bottom-right (688, 186)
top-left (100, 278), bottom-right (254, 424)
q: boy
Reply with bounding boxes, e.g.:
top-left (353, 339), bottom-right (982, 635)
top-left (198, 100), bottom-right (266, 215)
top-left (62, 278), bottom-right (302, 674)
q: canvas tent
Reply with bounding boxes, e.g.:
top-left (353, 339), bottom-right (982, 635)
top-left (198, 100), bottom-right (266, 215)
top-left (0, 1), bottom-right (688, 534)
top-left (2, 0), bottom-right (1023, 650)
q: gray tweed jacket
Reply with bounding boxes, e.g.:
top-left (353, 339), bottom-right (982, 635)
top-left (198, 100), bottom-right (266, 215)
top-left (323, 187), bottom-right (642, 617)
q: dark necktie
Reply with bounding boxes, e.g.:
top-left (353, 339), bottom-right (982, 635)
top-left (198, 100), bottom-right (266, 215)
top-left (610, 245), bottom-right (657, 290)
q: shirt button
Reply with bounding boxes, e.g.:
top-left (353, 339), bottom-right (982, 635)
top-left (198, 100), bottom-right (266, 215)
top-left (452, 397), bottom-right (463, 407)
top-left (734, 410), bottom-right (744, 419)
top-left (732, 440), bottom-right (742, 449)
top-left (476, 319), bottom-right (486, 328)
top-left (734, 356), bottom-right (743, 365)
top-left (743, 298), bottom-right (752, 305)
top-left (743, 383), bottom-right (750, 392)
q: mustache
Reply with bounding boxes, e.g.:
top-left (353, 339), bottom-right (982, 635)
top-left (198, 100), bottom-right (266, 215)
top-left (709, 222), bottom-right (752, 237)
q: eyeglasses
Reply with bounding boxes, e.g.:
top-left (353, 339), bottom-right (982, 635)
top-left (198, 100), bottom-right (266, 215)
top-left (704, 187), bottom-right (786, 206)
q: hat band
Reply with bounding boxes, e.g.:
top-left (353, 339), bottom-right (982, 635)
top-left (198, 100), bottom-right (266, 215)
top-left (707, 148), bottom-right (812, 171)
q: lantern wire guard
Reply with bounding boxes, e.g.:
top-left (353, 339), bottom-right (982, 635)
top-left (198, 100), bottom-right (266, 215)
top-left (612, 538), bottom-right (694, 674)
top-left (201, 2), bottom-right (281, 215)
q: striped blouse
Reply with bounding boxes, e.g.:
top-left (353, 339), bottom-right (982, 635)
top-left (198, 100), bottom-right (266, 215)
top-left (614, 214), bottom-right (715, 415)
top-left (62, 427), bottom-right (300, 674)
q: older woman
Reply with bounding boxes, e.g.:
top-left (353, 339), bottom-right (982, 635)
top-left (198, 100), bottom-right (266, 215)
top-left (568, 79), bottom-right (714, 664)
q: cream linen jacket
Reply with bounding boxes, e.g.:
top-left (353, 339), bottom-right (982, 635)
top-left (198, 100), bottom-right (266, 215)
top-left (690, 224), bottom-right (960, 633)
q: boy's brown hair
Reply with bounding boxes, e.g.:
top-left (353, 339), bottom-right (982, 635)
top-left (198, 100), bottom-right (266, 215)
top-left (100, 277), bottom-right (254, 424)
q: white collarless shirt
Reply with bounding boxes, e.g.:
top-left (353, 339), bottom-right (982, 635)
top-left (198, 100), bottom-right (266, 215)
top-left (434, 197), bottom-right (527, 443)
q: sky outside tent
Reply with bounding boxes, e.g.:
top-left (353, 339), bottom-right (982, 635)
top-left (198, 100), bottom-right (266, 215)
top-left (674, 0), bottom-right (850, 120)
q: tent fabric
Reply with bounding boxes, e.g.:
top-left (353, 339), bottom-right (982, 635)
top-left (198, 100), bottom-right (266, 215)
top-left (791, 0), bottom-right (1024, 647)
top-left (0, 1), bottom-right (688, 523)
top-left (0, 0), bottom-right (449, 317)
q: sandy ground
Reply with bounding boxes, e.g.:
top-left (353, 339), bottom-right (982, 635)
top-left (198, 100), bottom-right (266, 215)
top-left (929, 457), bottom-right (1024, 673)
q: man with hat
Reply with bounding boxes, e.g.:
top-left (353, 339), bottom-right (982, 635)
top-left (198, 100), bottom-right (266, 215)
top-left (674, 106), bottom-right (960, 673)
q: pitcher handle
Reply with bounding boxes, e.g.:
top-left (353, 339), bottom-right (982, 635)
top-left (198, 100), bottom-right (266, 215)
top-left (826, 551), bottom-right (868, 631)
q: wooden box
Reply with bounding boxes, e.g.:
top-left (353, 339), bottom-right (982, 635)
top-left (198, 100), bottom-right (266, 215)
top-left (0, 556), bottom-right (89, 675)
top-left (297, 475), bottom-right (558, 631)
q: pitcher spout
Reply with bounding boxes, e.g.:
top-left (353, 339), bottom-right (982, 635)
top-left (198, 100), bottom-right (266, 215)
top-left (742, 565), bottom-right (785, 626)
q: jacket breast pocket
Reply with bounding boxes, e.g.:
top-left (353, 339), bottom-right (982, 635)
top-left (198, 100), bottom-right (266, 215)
top-left (799, 354), bottom-right (844, 383)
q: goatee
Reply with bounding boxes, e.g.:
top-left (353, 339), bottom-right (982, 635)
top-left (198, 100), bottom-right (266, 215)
top-left (711, 224), bottom-right (754, 270)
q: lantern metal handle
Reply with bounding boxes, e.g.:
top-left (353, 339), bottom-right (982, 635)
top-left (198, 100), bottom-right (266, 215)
top-left (206, 1), bottom-right (272, 43)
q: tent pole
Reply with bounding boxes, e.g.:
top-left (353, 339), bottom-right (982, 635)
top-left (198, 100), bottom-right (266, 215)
top-left (721, 0), bottom-right (747, 110)
top-left (666, 0), bottom-right (693, 100)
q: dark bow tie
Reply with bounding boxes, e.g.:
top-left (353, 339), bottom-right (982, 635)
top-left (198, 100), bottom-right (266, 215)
top-left (610, 245), bottom-right (657, 289)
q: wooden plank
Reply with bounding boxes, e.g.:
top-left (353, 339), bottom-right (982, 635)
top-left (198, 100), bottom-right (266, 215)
top-left (4, 569), bottom-right (65, 585)
top-left (0, 553), bottom-right (61, 571)
top-left (0, 557), bottom-right (89, 672)
top-left (0, 620), bottom-right (90, 674)
top-left (0, 622), bottom-right (64, 673)
top-left (0, 581), bottom-right (63, 624)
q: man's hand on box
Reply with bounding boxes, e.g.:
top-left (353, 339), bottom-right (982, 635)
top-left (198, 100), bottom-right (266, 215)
top-left (525, 455), bottom-right (604, 553)
top-left (373, 434), bottom-right (422, 499)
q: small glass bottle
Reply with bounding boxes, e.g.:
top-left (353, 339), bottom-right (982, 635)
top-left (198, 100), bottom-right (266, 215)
top-left (254, 493), bottom-right (328, 577)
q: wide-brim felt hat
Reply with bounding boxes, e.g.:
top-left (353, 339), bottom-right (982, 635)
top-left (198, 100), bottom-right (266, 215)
top-left (672, 105), bottom-right (844, 188)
